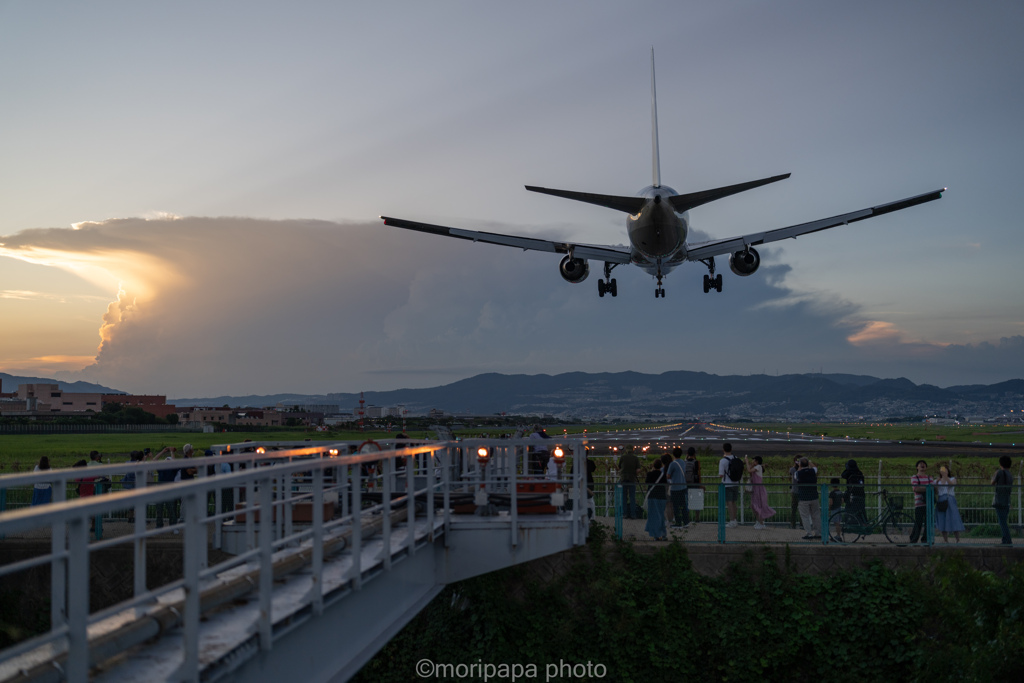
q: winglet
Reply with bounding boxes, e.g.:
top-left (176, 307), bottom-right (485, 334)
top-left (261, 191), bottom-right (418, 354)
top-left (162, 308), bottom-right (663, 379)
top-left (651, 47), bottom-right (661, 188)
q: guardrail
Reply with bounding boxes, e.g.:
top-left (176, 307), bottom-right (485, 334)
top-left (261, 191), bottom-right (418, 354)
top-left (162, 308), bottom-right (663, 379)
top-left (0, 438), bottom-right (589, 683)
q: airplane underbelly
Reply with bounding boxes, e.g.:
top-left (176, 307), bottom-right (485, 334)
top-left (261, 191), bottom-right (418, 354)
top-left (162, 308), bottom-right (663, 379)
top-left (627, 209), bottom-right (686, 259)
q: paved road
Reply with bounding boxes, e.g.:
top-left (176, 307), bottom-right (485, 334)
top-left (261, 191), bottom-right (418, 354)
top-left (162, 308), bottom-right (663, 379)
top-left (617, 422), bottom-right (1024, 459)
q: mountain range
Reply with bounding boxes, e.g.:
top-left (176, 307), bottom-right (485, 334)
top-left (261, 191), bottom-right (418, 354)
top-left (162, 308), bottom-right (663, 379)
top-left (4, 370), bottom-right (1021, 420)
top-left (173, 372), bottom-right (1024, 421)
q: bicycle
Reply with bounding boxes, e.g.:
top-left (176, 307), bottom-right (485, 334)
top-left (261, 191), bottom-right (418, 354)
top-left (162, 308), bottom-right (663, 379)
top-left (828, 489), bottom-right (915, 545)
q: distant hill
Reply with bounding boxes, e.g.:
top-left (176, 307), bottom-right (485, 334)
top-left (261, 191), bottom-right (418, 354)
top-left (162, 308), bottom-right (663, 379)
top-left (0, 372), bottom-right (123, 395)
top-left (171, 371), bottom-right (1024, 420)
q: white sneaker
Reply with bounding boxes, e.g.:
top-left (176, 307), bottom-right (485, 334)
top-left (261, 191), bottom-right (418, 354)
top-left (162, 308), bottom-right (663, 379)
top-left (753, 523), bottom-right (765, 530)
top-left (727, 520), bottom-right (738, 527)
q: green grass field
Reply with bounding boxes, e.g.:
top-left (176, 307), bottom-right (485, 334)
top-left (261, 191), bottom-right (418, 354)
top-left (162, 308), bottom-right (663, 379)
top-left (0, 429), bottom-right (443, 470)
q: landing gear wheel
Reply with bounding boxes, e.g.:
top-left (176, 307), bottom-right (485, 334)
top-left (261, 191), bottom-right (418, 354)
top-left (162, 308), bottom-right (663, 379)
top-left (597, 280), bottom-right (606, 298)
top-left (714, 274), bottom-right (722, 293)
top-left (609, 279), bottom-right (617, 297)
top-left (659, 288), bottom-right (665, 298)
top-left (654, 288), bottom-right (660, 298)
top-left (703, 275), bottom-right (710, 293)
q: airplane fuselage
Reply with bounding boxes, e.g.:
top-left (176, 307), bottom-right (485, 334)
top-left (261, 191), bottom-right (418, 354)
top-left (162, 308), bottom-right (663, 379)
top-left (628, 184), bottom-right (688, 276)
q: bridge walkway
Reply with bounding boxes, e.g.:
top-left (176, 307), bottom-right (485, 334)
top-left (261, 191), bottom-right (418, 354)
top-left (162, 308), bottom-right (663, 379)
top-left (0, 438), bottom-right (589, 683)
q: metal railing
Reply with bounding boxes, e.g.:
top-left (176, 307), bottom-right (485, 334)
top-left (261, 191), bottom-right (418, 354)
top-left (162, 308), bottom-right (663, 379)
top-left (0, 438), bottom-right (589, 683)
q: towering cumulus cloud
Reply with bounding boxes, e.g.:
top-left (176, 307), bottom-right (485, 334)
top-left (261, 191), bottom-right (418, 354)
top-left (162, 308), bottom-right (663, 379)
top-left (0, 217), bottom-right (1020, 395)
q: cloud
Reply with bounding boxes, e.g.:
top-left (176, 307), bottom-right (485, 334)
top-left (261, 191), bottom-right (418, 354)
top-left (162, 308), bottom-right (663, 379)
top-left (1, 216), bottom-right (1020, 396)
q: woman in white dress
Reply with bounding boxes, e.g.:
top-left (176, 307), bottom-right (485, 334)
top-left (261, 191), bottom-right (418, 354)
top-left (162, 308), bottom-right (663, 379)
top-left (934, 466), bottom-right (965, 543)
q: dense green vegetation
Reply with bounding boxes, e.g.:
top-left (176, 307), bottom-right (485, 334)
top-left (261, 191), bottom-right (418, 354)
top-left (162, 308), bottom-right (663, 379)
top-left (0, 422), bottom-right (671, 471)
top-left (355, 524), bottom-right (1024, 683)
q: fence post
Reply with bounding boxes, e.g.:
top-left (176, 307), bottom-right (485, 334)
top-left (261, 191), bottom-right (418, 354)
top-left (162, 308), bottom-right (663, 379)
top-left (926, 483), bottom-right (934, 546)
top-left (312, 466), bottom-right (324, 617)
top-left (258, 476), bottom-right (274, 651)
top-left (614, 484), bottom-right (623, 539)
top-left (718, 483), bottom-right (726, 543)
top-left (877, 460), bottom-right (883, 521)
top-left (819, 483), bottom-right (828, 544)
top-left (1017, 461), bottom-right (1022, 530)
top-left (51, 476), bottom-right (67, 631)
top-left (381, 457), bottom-right (392, 571)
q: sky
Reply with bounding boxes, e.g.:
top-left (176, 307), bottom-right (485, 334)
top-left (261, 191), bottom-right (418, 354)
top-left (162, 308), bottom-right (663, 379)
top-left (1, 1), bottom-right (1022, 399)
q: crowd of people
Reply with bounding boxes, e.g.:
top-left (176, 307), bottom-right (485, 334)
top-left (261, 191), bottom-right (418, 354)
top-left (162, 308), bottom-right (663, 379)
top-left (617, 443), bottom-right (1015, 546)
top-left (27, 442), bottom-right (230, 533)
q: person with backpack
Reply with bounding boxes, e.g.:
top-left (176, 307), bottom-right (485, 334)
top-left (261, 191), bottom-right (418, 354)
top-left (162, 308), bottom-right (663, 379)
top-left (718, 443), bottom-right (743, 527)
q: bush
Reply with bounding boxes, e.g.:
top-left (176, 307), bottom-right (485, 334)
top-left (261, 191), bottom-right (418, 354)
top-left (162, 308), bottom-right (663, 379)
top-left (356, 525), bottom-right (1024, 682)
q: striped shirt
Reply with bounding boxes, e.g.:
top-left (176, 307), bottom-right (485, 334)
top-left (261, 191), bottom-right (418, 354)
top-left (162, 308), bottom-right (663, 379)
top-left (911, 474), bottom-right (934, 507)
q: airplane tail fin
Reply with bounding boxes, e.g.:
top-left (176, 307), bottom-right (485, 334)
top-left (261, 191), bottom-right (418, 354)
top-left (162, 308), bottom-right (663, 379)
top-left (651, 47), bottom-right (661, 188)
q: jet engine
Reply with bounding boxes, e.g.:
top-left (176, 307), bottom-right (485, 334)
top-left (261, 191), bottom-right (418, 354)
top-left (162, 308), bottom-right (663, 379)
top-left (728, 247), bottom-right (760, 276)
top-left (558, 255), bottom-right (590, 283)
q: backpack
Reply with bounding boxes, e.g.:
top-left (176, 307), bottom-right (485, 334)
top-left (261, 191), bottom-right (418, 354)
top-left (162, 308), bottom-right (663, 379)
top-left (726, 455), bottom-right (744, 483)
top-left (683, 460), bottom-right (696, 484)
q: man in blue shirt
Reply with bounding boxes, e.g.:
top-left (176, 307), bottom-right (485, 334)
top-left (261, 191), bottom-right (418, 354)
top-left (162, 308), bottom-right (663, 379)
top-left (668, 447), bottom-right (691, 529)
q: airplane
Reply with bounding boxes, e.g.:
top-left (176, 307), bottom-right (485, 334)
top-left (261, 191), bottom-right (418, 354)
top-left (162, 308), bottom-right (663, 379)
top-left (380, 50), bottom-right (944, 299)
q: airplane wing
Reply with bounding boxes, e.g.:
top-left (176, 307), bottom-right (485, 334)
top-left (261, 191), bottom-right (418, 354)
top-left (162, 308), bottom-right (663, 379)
top-left (684, 188), bottom-right (945, 261)
top-left (379, 216), bottom-right (633, 263)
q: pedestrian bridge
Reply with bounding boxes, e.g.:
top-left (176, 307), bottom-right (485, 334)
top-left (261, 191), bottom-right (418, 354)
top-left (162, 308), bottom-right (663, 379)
top-left (0, 439), bottom-right (590, 683)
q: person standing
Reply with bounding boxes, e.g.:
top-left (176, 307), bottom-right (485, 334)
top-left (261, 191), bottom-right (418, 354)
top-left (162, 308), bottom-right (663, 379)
top-left (717, 443), bottom-right (741, 527)
top-left (31, 456), bottom-right (53, 506)
top-left (154, 446), bottom-right (179, 529)
top-left (795, 458), bottom-right (820, 539)
top-left (841, 459), bottom-right (867, 524)
top-left (545, 451), bottom-right (560, 481)
top-left (686, 447), bottom-right (704, 523)
top-left (667, 447), bottom-right (690, 529)
top-left (744, 455), bottom-right (775, 530)
top-left (992, 455), bottom-right (1013, 545)
top-left (909, 460), bottom-right (934, 545)
top-left (788, 457), bottom-right (801, 529)
top-left (644, 459), bottom-right (668, 541)
top-left (86, 450), bottom-right (107, 496)
top-left (618, 446), bottom-right (640, 519)
top-left (529, 425), bottom-right (551, 476)
top-left (660, 453), bottom-right (674, 524)
top-left (934, 466), bottom-right (965, 543)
